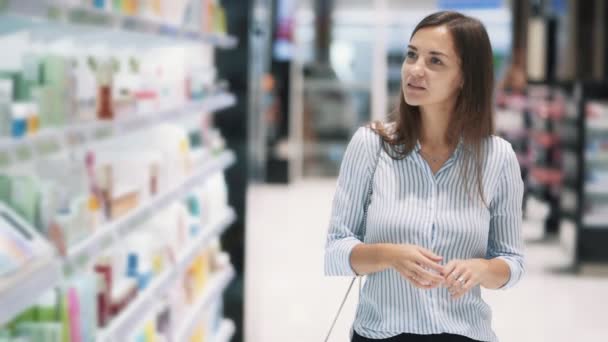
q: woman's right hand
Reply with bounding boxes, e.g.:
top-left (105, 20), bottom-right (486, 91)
top-left (383, 244), bottom-right (445, 289)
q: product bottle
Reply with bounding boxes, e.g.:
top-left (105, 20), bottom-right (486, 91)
top-left (11, 103), bottom-right (28, 138)
top-left (0, 78), bottom-right (13, 137)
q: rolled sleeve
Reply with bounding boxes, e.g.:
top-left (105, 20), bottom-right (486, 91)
top-left (324, 127), bottom-right (379, 276)
top-left (487, 147), bottom-right (525, 289)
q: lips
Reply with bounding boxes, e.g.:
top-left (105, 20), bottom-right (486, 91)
top-left (407, 82), bottom-right (426, 90)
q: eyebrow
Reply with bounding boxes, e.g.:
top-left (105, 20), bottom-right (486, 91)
top-left (407, 45), bottom-right (449, 58)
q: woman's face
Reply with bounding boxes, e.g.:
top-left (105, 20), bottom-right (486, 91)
top-left (402, 25), bottom-right (463, 110)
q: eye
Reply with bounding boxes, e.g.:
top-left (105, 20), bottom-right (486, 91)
top-left (431, 57), bottom-right (443, 65)
top-left (406, 50), bottom-right (417, 59)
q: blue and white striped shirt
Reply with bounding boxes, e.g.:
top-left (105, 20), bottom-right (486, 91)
top-left (325, 127), bottom-right (525, 342)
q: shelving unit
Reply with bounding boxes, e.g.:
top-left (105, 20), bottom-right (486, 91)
top-left (174, 266), bottom-right (235, 342)
top-left (0, 258), bottom-right (62, 325)
top-left (0, 0), bottom-right (238, 48)
top-left (495, 91), bottom-right (532, 217)
top-left (0, 92), bottom-right (236, 167)
top-left (0, 1), bottom-right (240, 339)
top-left (0, 152), bottom-right (236, 327)
top-left (558, 82), bottom-right (608, 265)
top-left (65, 149), bottom-right (235, 268)
top-left (98, 208), bottom-right (236, 341)
top-left (523, 83), bottom-right (571, 236)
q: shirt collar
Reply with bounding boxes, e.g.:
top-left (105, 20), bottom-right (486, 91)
top-left (413, 136), bottom-right (464, 156)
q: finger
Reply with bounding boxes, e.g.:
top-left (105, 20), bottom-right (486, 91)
top-left (409, 273), bottom-right (437, 289)
top-left (446, 265), bottom-right (464, 289)
top-left (453, 276), bottom-right (475, 299)
top-left (409, 276), bottom-right (435, 289)
top-left (399, 269), bottom-right (427, 289)
top-left (400, 267), bottom-right (439, 289)
top-left (415, 256), bottom-right (445, 275)
top-left (450, 277), bottom-right (467, 297)
top-left (450, 270), bottom-right (473, 297)
top-left (442, 260), bottom-right (457, 277)
top-left (417, 247), bottom-right (443, 261)
top-left (412, 263), bottom-right (444, 285)
top-left (412, 264), bottom-right (444, 284)
top-left (441, 261), bottom-right (457, 287)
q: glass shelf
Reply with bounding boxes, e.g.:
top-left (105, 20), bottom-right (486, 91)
top-left (0, 0), bottom-right (237, 48)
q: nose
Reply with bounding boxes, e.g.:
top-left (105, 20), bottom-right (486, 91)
top-left (410, 59), bottom-right (424, 78)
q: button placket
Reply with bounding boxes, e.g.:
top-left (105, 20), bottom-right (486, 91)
top-left (430, 182), bottom-right (438, 246)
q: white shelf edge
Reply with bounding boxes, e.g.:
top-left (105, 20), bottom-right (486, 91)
top-left (0, 258), bottom-right (62, 325)
top-left (584, 185), bottom-right (608, 197)
top-left (174, 266), bottom-right (236, 342)
top-left (583, 215), bottom-right (608, 229)
top-left (213, 319), bottom-right (236, 342)
top-left (586, 154), bottom-right (608, 164)
top-left (65, 150), bottom-right (236, 267)
top-left (1, 0), bottom-right (238, 48)
top-left (176, 208), bottom-right (236, 275)
top-left (0, 93), bottom-right (236, 159)
top-left (97, 209), bottom-right (236, 341)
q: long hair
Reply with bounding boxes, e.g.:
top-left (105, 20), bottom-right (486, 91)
top-left (372, 11), bottom-right (495, 205)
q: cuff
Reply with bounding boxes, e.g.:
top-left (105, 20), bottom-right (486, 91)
top-left (495, 256), bottom-right (524, 290)
top-left (325, 238), bottom-right (363, 276)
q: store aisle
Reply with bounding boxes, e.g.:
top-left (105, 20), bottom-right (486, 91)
top-left (245, 180), bottom-right (608, 342)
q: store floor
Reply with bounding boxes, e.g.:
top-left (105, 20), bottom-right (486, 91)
top-left (244, 179), bottom-right (608, 342)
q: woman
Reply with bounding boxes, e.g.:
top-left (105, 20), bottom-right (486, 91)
top-left (325, 11), bottom-right (524, 342)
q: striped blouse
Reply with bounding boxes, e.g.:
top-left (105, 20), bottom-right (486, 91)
top-left (324, 127), bottom-right (525, 342)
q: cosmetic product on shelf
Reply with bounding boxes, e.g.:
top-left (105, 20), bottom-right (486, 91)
top-left (0, 77), bottom-right (12, 138)
top-left (10, 104), bottom-right (28, 138)
top-left (526, 16), bottom-right (548, 82)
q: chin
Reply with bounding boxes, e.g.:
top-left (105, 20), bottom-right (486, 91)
top-left (403, 94), bottom-right (424, 106)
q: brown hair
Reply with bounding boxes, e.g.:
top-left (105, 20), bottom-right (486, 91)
top-left (372, 11), bottom-right (495, 205)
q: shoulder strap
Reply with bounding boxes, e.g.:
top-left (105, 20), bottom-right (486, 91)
top-left (324, 135), bottom-right (382, 342)
top-left (361, 136), bottom-right (383, 237)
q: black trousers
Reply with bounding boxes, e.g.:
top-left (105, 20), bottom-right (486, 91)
top-left (352, 330), bottom-right (482, 342)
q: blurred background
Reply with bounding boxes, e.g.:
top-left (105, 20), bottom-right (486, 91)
top-left (0, 0), bottom-right (607, 341)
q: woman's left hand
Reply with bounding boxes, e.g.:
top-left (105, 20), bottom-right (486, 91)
top-left (442, 259), bottom-right (489, 299)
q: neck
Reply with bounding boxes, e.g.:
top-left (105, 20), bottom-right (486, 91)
top-left (419, 104), bottom-right (453, 149)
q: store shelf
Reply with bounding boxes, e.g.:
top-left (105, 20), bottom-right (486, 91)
top-left (584, 185), bottom-right (608, 198)
top-left (586, 120), bottom-right (608, 132)
top-left (530, 100), bottom-right (566, 121)
top-left (530, 131), bottom-right (560, 148)
top-left (98, 208), bottom-right (236, 341)
top-left (0, 0), bottom-right (237, 48)
top-left (586, 152), bottom-right (608, 165)
top-left (495, 108), bottom-right (525, 133)
top-left (65, 149), bottom-right (236, 268)
top-left (177, 209), bottom-right (236, 274)
top-left (213, 319), bottom-right (236, 342)
top-left (583, 214), bottom-right (608, 229)
top-left (0, 258), bottom-right (62, 325)
top-left (174, 266), bottom-right (236, 342)
top-left (0, 92), bottom-right (236, 166)
top-left (530, 167), bottom-right (563, 186)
